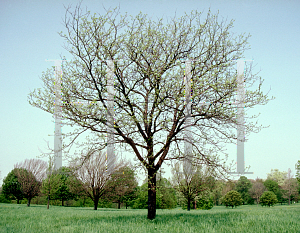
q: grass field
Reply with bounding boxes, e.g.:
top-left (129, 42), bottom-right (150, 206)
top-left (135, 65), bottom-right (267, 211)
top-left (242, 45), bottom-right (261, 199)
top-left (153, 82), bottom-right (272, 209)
top-left (1, 203), bottom-right (300, 233)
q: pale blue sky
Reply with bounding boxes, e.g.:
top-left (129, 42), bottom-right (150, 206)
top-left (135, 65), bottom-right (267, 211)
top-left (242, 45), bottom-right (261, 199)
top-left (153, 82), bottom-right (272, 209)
top-left (1, 0), bottom-right (299, 186)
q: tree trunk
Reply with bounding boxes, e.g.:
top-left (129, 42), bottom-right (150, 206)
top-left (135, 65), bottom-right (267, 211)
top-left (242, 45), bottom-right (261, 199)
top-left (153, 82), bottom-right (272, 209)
top-left (47, 195), bottom-right (50, 209)
top-left (62, 199), bottom-right (64, 206)
top-left (118, 201), bottom-right (121, 209)
top-left (194, 199), bottom-right (197, 209)
top-left (94, 197), bottom-right (99, 210)
top-left (288, 197), bottom-right (290, 205)
top-left (27, 197), bottom-right (31, 207)
top-left (17, 199), bottom-right (19, 204)
top-left (125, 202), bottom-right (128, 209)
top-left (187, 197), bottom-right (191, 211)
top-left (147, 168), bottom-right (156, 220)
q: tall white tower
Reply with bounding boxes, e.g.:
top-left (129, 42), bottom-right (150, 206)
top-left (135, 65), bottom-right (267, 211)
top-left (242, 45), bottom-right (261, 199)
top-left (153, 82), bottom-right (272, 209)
top-left (46, 59), bottom-right (63, 171)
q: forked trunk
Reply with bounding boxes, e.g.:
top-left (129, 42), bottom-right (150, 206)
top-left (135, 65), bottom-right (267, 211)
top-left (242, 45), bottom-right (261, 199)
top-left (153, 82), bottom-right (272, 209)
top-left (147, 168), bottom-right (156, 220)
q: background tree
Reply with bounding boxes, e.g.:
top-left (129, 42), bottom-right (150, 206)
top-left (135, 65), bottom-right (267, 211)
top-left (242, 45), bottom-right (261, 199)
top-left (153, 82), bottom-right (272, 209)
top-left (235, 176), bottom-right (252, 205)
top-left (14, 168), bottom-right (40, 207)
top-left (222, 190), bottom-right (243, 209)
top-left (41, 156), bottom-right (57, 209)
top-left (260, 191), bottom-right (277, 207)
top-left (52, 166), bottom-right (77, 206)
top-left (295, 160), bottom-right (300, 201)
top-left (249, 178), bottom-right (266, 206)
top-left (28, 5), bottom-right (273, 219)
top-left (131, 183), bottom-right (149, 209)
top-left (222, 180), bottom-right (236, 197)
top-left (171, 161), bottom-right (211, 211)
top-left (0, 186), bottom-right (11, 203)
top-left (156, 173), bottom-right (177, 209)
top-left (295, 160), bottom-right (300, 182)
top-left (195, 189), bottom-right (214, 210)
top-left (281, 168), bottom-right (299, 205)
top-left (263, 179), bottom-right (285, 204)
top-left (211, 180), bottom-right (225, 206)
top-left (14, 159), bottom-right (47, 207)
top-left (41, 172), bottom-right (61, 208)
top-left (266, 169), bottom-right (287, 187)
top-left (104, 165), bottom-right (138, 209)
top-left (1, 168), bottom-right (24, 204)
top-left (70, 148), bottom-right (123, 210)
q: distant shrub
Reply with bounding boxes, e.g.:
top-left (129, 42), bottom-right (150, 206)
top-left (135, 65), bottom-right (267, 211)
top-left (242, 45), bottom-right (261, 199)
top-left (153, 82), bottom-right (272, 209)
top-left (222, 190), bottom-right (243, 208)
top-left (260, 191), bottom-right (277, 207)
top-left (196, 194), bottom-right (214, 210)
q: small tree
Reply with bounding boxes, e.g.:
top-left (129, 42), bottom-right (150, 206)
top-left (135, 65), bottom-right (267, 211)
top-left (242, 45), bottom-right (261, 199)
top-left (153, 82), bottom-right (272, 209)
top-left (52, 167), bottom-right (77, 206)
top-left (222, 180), bottom-right (237, 197)
top-left (41, 173), bottom-right (60, 208)
top-left (131, 183), bottom-right (148, 209)
top-left (171, 161), bottom-right (211, 211)
top-left (295, 160), bottom-right (300, 183)
top-left (14, 159), bottom-right (47, 207)
top-left (263, 178), bottom-right (285, 204)
top-left (70, 148), bottom-right (124, 210)
top-left (267, 169), bottom-right (288, 187)
top-left (104, 165), bottom-right (138, 209)
top-left (15, 168), bottom-right (40, 207)
top-left (235, 176), bottom-right (252, 205)
top-left (209, 180), bottom-right (224, 206)
top-left (195, 190), bottom-right (214, 210)
top-left (249, 178), bottom-right (266, 206)
top-left (156, 176), bottom-right (177, 209)
top-left (260, 191), bottom-right (277, 207)
top-left (282, 168), bottom-right (299, 205)
top-left (222, 190), bottom-right (243, 209)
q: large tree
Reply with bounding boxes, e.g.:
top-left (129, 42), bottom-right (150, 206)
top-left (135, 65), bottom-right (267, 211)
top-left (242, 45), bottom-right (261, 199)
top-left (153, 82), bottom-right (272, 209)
top-left (28, 5), bottom-right (273, 219)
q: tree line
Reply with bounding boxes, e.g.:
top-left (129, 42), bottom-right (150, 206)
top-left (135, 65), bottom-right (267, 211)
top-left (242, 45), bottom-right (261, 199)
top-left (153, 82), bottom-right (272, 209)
top-left (1, 158), bottom-right (300, 210)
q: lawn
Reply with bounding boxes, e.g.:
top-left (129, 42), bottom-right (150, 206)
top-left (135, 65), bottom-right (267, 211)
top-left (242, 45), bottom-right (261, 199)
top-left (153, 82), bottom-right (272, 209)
top-left (0, 203), bottom-right (299, 233)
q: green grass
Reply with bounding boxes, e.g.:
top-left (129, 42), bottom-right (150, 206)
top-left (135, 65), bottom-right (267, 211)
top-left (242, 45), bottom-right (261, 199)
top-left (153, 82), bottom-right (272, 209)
top-left (1, 203), bottom-right (300, 233)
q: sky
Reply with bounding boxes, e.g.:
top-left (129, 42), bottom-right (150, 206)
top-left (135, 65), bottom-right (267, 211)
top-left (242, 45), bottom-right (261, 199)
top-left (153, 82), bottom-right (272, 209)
top-left (0, 0), bottom-right (299, 186)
